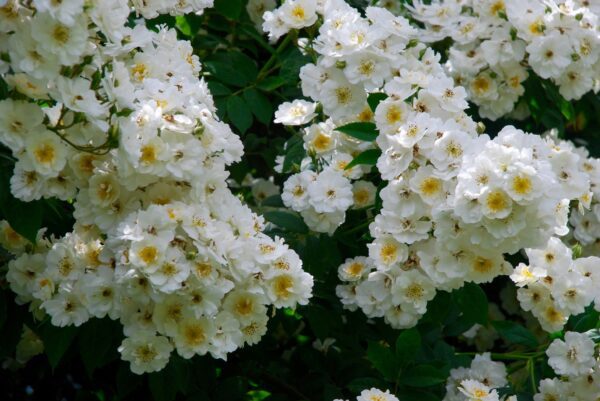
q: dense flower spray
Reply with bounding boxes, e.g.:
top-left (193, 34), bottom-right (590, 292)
top-left (265, 0), bottom-right (599, 330)
top-left (0, 0), bottom-right (313, 374)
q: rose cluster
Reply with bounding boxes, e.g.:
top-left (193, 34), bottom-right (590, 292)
top-left (408, 0), bottom-right (600, 119)
top-left (266, 0), bottom-right (593, 330)
top-left (443, 353), bottom-right (512, 401)
top-left (0, 0), bottom-right (313, 374)
top-left (511, 237), bottom-right (600, 332)
top-left (536, 331), bottom-right (600, 400)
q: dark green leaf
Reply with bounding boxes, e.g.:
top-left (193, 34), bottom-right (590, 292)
top-left (455, 282), bottom-right (488, 325)
top-left (345, 149), bottom-right (381, 170)
top-left (397, 388), bottom-right (440, 401)
top-left (368, 93), bottom-right (388, 112)
top-left (214, 0), bottom-right (244, 20)
top-left (282, 136), bottom-right (306, 173)
top-left (399, 364), bottom-right (447, 387)
top-left (568, 306), bottom-right (599, 332)
top-left (335, 122), bottom-right (378, 142)
top-left (37, 322), bottom-right (78, 369)
top-left (263, 211), bottom-right (308, 233)
top-left (367, 341), bottom-right (398, 381)
top-left (491, 320), bottom-right (538, 348)
top-left (207, 81), bottom-right (232, 96)
top-left (396, 328), bottom-right (421, 367)
top-left (149, 370), bottom-right (178, 401)
top-left (257, 76), bottom-right (287, 91)
top-left (78, 319), bottom-right (120, 377)
top-left (279, 48), bottom-right (310, 81)
top-left (261, 195), bottom-right (284, 207)
top-left (0, 165), bottom-right (42, 242)
top-left (227, 96), bottom-right (253, 134)
top-left (244, 88), bottom-right (273, 124)
top-left (347, 377), bottom-right (387, 394)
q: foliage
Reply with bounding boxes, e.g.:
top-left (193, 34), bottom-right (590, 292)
top-left (2, 1), bottom-right (600, 401)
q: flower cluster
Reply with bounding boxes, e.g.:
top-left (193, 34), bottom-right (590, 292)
top-left (334, 388), bottom-right (399, 401)
top-left (408, 0), bottom-right (600, 120)
top-left (0, 0), bottom-right (313, 374)
top-left (443, 353), bottom-right (512, 401)
top-left (510, 237), bottom-right (600, 332)
top-left (271, 0), bottom-right (417, 234)
top-left (267, 0), bottom-right (591, 330)
top-left (535, 331), bottom-right (600, 400)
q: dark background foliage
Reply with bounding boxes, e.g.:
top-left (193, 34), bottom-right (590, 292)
top-left (2, 1), bottom-right (600, 401)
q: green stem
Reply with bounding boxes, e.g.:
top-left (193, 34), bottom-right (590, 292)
top-left (528, 358), bottom-right (538, 393)
top-left (257, 33), bottom-right (294, 81)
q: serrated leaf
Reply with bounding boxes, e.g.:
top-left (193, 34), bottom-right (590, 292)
top-left (175, 16), bottom-right (193, 37)
top-left (263, 211), bottom-right (308, 233)
top-left (347, 377), bottom-right (387, 394)
top-left (227, 96), bottom-right (253, 134)
top-left (396, 328), bottom-right (421, 367)
top-left (455, 282), bottom-right (488, 325)
top-left (214, 0), bottom-right (244, 20)
top-left (244, 88), bottom-right (273, 124)
top-left (491, 320), bottom-right (538, 348)
top-left (345, 149), bottom-right (381, 170)
top-left (78, 319), bottom-right (120, 377)
top-left (37, 322), bottom-right (78, 369)
top-left (367, 341), bottom-right (398, 381)
top-left (257, 76), bottom-right (287, 91)
top-left (282, 136), bottom-right (305, 173)
top-left (207, 80), bottom-right (232, 96)
top-left (399, 364), bottom-right (447, 387)
top-left (335, 122), bottom-right (378, 141)
top-left (261, 195), bottom-right (284, 207)
top-left (568, 307), bottom-right (600, 332)
top-left (368, 93), bottom-right (388, 112)
top-left (204, 61), bottom-right (250, 87)
top-left (0, 167), bottom-right (42, 243)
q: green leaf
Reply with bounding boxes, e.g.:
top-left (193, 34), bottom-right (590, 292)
top-left (304, 305), bottom-right (334, 340)
top-left (282, 136), bottom-right (306, 173)
top-left (117, 363), bottom-right (143, 398)
top-left (491, 320), bottom-right (538, 348)
top-left (78, 319), bottom-right (120, 377)
top-left (397, 388), bottom-right (440, 401)
top-left (261, 195), bottom-right (284, 207)
top-left (345, 149), bottom-right (381, 170)
top-left (279, 47), bottom-right (311, 81)
top-left (257, 76), bottom-right (287, 91)
top-left (335, 122), bottom-right (378, 141)
top-left (204, 61), bottom-right (250, 87)
top-left (227, 96), bottom-right (253, 134)
top-left (37, 322), bottom-right (78, 369)
top-left (368, 93), bottom-right (388, 112)
top-left (367, 341), bottom-right (398, 381)
top-left (207, 81), bottom-right (232, 96)
top-left (175, 16), bottom-right (193, 37)
top-left (568, 306), bottom-right (599, 332)
top-left (399, 364), bottom-right (447, 387)
top-left (244, 88), bottom-right (273, 125)
top-left (263, 211), bottom-right (308, 233)
top-left (149, 370), bottom-right (178, 401)
top-left (214, 0), bottom-right (244, 20)
top-left (396, 328), bottom-right (421, 367)
top-left (0, 166), bottom-right (42, 243)
top-left (347, 377), bottom-right (387, 394)
top-left (206, 53), bottom-right (257, 89)
top-left (455, 282), bottom-right (488, 325)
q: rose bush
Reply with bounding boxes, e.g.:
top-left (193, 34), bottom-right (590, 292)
top-left (1, 1), bottom-right (600, 401)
